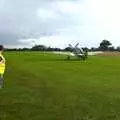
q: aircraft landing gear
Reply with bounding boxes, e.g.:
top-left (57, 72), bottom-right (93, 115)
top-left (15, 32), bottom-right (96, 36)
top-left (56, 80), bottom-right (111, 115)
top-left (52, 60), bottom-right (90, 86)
top-left (67, 55), bottom-right (70, 60)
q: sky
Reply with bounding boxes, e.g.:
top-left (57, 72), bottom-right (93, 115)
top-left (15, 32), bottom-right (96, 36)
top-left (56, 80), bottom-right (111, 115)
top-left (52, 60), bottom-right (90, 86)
top-left (0, 0), bottom-right (120, 48)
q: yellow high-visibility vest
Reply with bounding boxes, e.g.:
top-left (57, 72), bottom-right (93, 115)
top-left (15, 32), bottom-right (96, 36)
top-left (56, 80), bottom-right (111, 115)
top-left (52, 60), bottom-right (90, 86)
top-left (0, 53), bottom-right (5, 75)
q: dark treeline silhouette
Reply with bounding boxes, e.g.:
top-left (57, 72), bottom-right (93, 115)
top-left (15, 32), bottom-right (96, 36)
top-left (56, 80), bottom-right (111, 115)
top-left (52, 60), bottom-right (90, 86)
top-left (5, 45), bottom-right (63, 52)
top-left (4, 40), bottom-right (120, 52)
top-left (89, 40), bottom-right (120, 51)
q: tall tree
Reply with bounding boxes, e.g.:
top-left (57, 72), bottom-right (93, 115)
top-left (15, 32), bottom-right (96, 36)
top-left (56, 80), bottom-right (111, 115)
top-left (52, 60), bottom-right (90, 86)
top-left (31, 45), bottom-right (47, 51)
top-left (99, 40), bottom-right (112, 51)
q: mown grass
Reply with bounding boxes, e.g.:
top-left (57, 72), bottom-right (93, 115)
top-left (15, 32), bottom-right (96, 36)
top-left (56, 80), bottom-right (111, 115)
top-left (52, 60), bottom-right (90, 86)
top-left (0, 52), bottom-right (120, 120)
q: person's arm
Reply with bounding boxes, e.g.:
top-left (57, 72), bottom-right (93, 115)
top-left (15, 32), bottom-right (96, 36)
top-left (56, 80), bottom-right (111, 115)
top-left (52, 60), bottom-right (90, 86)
top-left (0, 56), bottom-right (4, 64)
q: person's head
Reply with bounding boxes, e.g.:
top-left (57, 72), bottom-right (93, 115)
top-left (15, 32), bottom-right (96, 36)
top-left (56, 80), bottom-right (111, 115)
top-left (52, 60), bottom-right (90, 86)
top-left (0, 45), bottom-right (4, 53)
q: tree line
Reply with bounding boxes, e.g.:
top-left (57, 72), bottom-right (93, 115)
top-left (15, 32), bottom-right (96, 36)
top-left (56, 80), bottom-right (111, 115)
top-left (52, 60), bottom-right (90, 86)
top-left (5, 40), bottom-right (120, 52)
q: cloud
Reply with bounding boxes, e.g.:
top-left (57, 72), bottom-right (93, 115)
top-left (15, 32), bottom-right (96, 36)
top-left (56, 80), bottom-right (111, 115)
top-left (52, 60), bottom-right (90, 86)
top-left (37, 8), bottom-right (58, 20)
top-left (0, 0), bottom-right (120, 48)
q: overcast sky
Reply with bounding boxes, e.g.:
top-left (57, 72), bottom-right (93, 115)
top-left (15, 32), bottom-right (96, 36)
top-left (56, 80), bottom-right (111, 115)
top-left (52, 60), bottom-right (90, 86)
top-left (0, 0), bottom-right (120, 48)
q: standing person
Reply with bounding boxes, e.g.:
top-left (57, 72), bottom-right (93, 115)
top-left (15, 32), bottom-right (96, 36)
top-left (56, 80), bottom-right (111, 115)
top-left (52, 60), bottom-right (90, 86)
top-left (0, 45), bottom-right (5, 88)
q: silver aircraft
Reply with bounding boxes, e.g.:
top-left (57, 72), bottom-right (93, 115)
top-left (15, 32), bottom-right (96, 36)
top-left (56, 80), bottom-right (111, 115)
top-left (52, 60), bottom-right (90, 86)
top-left (68, 43), bottom-right (88, 60)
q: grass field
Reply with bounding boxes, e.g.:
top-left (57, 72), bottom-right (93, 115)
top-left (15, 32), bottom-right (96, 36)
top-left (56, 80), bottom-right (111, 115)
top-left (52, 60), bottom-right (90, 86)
top-left (1, 52), bottom-right (120, 120)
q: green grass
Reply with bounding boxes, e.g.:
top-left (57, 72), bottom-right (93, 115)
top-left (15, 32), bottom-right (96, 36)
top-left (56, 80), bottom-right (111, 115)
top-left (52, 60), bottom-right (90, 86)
top-left (1, 52), bottom-right (120, 120)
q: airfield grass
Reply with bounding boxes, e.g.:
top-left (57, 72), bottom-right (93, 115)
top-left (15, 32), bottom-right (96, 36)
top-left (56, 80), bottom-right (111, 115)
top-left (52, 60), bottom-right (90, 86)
top-left (0, 52), bottom-right (120, 120)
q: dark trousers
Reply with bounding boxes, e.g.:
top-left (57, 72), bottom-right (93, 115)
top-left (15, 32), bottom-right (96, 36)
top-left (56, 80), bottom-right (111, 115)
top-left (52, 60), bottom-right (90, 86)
top-left (0, 74), bottom-right (4, 88)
